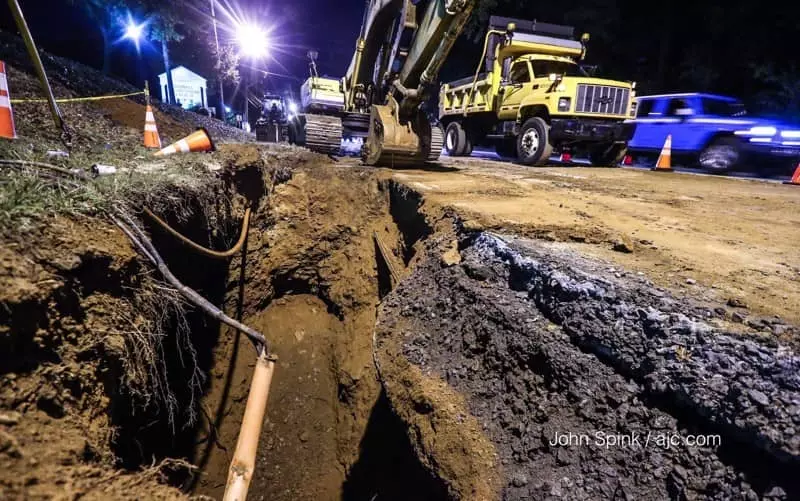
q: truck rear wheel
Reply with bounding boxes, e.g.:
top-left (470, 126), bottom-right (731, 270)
top-left (517, 117), bottom-right (553, 166)
top-left (445, 122), bottom-right (471, 156)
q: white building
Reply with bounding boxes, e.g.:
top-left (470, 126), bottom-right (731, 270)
top-left (158, 66), bottom-right (207, 109)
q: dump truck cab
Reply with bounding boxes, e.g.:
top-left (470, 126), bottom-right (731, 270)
top-left (440, 16), bottom-right (636, 166)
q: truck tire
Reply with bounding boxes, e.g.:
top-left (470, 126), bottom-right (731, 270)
top-left (589, 144), bottom-right (628, 167)
top-left (698, 137), bottom-right (740, 172)
top-left (445, 122), bottom-right (468, 156)
top-left (517, 117), bottom-right (553, 166)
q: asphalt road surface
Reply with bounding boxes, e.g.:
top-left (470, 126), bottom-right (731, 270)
top-left (463, 147), bottom-right (796, 183)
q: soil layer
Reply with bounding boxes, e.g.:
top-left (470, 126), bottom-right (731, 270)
top-left (375, 231), bottom-right (799, 500)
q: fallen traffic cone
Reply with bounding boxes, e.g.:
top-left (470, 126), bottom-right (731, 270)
top-left (652, 135), bottom-right (673, 172)
top-left (143, 104), bottom-right (161, 149)
top-left (0, 61), bottom-right (17, 140)
top-left (784, 163), bottom-right (800, 185)
top-left (154, 128), bottom-right (215, 157)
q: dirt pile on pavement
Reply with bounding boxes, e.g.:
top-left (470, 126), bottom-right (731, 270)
top-left (375, 226), bottom-right (799, 500)
top-left (392, 160), bottom-right (800, 327)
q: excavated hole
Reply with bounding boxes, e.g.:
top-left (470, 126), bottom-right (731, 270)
top-left (104, 170), bottom-right (449, 499)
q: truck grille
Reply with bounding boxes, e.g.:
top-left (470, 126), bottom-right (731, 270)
top-left (575, 84), bottom-right (630, 115)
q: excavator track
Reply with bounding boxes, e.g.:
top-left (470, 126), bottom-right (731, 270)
top-left (304, 114), bottom-right (342, 155)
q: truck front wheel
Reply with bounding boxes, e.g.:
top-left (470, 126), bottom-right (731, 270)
top-left (589, 144), bottom-right (628, 167)
top-left (445, 122), bottom-right (472, 156)
top-left (517, 117), bottom-right (553, 166)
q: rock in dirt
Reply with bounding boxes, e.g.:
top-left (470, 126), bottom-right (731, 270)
top-left (0, 429), bottom-right (23, 458)
top-left (612, 235), bottom-right (635, 253)
top-left (440, 240), bottom-right (461, 267)
top-left (0, 412), bottom-right (21, 426)
top-left (728, 297), bottom-right (749, 309)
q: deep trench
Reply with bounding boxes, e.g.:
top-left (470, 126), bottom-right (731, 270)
top-left (106, 176), bottom-right (449, 499)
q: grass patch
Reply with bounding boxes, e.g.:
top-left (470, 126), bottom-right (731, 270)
top-left (0, 162), bottom-right (224, 233)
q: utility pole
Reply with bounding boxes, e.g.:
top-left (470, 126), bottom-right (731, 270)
top-left (209, 0), bottom-right (225, 119)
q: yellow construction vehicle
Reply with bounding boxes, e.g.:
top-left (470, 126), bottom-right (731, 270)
top-left (289, 0), bottom-right (475, 166)
top-left (440, 16), bottom-right (637, 166)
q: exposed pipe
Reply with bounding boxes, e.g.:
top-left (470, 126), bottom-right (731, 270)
top-left (222, 349), bottom-right (275, 501)
top-left (111, 210), bottom-right (269, 352)
top-left (143, 207), bottom-right (251, 260)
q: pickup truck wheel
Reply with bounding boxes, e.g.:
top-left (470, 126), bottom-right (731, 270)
top-left (699, 137), bottom-right (740, 171)
top-left (517, 117), bottom-right (553, 166)
top-left (445, 122), bottom-right (467, 156)
top-left (589, 144), bottom-right (628, 167)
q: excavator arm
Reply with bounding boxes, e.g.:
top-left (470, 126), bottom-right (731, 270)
top-left (345, 0), bottom-right (475, 165)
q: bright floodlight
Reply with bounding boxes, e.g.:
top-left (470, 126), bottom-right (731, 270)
top-left (288, 101), bottom-right (298, 114)
top-left (124, 20), bottom-right (145, 42)
top-left (236, 23), bottom-right (268, 59)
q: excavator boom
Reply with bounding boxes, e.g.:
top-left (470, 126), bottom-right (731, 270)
top-left (300, 0), bottom-right (475, 165)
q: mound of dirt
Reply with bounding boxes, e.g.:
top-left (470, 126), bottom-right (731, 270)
top-left (375, 230), bottom-right (799, 500)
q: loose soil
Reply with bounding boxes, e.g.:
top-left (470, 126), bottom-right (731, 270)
top-left (375, 231), bottom-right (799, 500)
top-left (389, 157), bottom-right (800, 327)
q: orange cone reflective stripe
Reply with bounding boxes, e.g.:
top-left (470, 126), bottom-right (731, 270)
top-left (154, 128), bottom-right (215, 157)
top-left (652, 134), bottom-right (673, 172)
top-left (143, 105), bottom-right (161, 148)
top-left (0, 61), bottom-right (17, 140)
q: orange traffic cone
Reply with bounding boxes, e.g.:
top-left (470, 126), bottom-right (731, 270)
top-left (0, 61), bottom-right (17, 140)
top-left (784, 163), bottom-right (800, 186)
top-left (652, 135), bottom-right (673, 172)
top-left (143, 105), bottom-right (161, 149)
top-left (154, 128), bottom-right (215, 157)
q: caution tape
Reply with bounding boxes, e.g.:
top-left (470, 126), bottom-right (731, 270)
top-left (10, 90), bottom-right (144, 104)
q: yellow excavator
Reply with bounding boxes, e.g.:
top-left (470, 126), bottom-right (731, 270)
top-left (290, 0), bottom-right (475, 166)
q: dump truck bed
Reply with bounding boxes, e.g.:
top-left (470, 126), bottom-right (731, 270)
top-left (440, 73), bottom-right (495, 116)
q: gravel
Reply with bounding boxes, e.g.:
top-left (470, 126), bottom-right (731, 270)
top-left (381, 232), bottom-right (799, 500)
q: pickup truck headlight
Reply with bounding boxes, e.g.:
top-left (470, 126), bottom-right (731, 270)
top-left (558, 97), bottom-right (571, 112)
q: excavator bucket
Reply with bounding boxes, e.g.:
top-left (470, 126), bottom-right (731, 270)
top-left (363, 97), bottom-right (444, 166)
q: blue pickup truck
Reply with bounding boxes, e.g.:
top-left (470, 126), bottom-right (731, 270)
top-left (627, 93), bottom-right (800, 172)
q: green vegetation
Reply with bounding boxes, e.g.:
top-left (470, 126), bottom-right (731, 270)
top-left (0, 161), bottom-right (221, 232)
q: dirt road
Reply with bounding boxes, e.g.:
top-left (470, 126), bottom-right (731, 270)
top-left (388, 156), bottom-right (800, 326)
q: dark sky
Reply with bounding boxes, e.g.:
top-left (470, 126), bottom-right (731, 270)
top-left (3, 0), bottom-right (800, 117)
top-left (0, 0), bottom-right (371, 102)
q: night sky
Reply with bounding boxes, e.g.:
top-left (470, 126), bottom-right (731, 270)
top-left (2, 0), bottom-right (800, 118)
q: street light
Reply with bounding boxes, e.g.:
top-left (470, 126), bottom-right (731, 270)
top-left (236, 23), bottom-right (269, 59)
top-left (235, 22), bottom-right (269, 132)
top-left (122, 14), bottom-right (147, 51)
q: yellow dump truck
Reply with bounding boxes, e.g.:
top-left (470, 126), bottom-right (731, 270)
top-left (440, 16), bottom-right (637, 166)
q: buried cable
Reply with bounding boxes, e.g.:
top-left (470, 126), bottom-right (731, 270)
top-left (143, 206), bottom-right (252, 260)
top-left (110, 210), bottom-right (269, 352)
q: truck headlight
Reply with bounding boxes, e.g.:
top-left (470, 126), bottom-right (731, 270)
top-left (558, 97), bottom-right (571, 112)
top-left (630, 102), bottom-right (637, 117)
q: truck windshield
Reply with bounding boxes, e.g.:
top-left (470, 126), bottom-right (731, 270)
top-left (701, 98), bottom-right (747, 117)
top-left (530, 60), bottom-right (588, 78)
